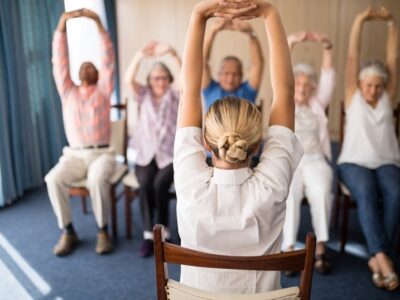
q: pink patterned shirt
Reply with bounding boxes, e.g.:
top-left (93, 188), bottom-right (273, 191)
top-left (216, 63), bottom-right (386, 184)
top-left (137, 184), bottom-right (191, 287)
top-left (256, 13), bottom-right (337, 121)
top-left (131, 87), bottom-right (179, 168)
top-left (52, 31), bottom-right (115, 148)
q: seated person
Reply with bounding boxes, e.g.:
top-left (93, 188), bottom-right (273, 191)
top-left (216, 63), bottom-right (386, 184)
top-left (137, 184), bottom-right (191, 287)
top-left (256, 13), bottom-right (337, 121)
top-left (124, 41), bottom-right (180, 257)
top-left (175, 0), bottom-right (303, 293)
top-left (338, 6), bottom-right (400, 291)
top-left (45, 9), bottom-right (115, 256)
top-left (202, 17), bottom-right (264, 111)
top-left (282, 31), bottom-right (335, 275)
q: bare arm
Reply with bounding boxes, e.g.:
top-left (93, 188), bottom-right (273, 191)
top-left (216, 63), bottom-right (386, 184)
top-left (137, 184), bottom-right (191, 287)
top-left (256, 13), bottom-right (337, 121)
top-left (202, 19), bottom-right (227, 89)
top-left (248, 34), bottom-right (264, 89)
top-left (345, 8), bottom-right (372, 108)
top-left (124, 42), bottom-right (157, 98)
top-left (153, 43), bottom-right (182, 90)
top-left (385, 18), bottom-right (398, 105)
top-left (258, 4), bottom-right (294, 130)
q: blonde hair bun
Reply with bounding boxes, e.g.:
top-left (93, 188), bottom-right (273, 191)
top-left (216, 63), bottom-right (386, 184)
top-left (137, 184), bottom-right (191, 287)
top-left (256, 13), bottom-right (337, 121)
top-left (217, 132), bottom-right (249, 163)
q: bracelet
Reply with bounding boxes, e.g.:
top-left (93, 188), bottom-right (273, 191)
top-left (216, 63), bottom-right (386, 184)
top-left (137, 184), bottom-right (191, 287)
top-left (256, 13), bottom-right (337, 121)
top-left (324, 43), bottom-right (333, 50)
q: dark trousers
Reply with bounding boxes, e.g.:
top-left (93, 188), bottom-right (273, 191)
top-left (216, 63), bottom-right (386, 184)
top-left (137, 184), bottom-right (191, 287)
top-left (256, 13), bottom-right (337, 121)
top-left (135, 159), bottom-right (174, 233)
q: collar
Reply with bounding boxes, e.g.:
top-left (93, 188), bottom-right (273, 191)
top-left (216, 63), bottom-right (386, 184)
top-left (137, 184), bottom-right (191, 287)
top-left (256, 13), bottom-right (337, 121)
top-left (211, 167), bottom-right (252, 185)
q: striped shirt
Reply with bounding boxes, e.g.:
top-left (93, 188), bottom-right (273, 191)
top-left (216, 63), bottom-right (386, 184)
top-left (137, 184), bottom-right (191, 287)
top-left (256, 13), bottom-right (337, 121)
top-left (52, 30), bottom-right (115, 148)
top-left (131, 87), bottom-right (179, 169)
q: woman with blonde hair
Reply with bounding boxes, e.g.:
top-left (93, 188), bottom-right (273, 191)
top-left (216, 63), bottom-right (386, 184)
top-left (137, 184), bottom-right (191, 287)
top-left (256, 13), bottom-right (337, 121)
top-left (174, 0), bottom-right (303, 293)
top-left (282, 30), bottom-right (335, 275)
top-left (338, 6), bottom-right (400, 291)
top-left (125, 41), bottom-right (181, 257)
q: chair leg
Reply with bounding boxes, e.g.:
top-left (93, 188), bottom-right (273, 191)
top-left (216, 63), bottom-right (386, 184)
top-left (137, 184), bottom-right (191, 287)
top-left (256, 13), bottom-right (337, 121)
top-left (125, 186), bottom-right (133, 239)
top-left (111, 186), bottom-right (118, 239)
top-left (81, 196), bottom-right (88, 214)
top-left (340, 196), bottom-right (350, 254)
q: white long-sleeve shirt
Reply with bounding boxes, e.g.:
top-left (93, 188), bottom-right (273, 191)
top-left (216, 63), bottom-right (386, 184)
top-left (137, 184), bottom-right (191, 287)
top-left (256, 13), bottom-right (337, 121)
top-left (173, 125), bottom-right (303, 294)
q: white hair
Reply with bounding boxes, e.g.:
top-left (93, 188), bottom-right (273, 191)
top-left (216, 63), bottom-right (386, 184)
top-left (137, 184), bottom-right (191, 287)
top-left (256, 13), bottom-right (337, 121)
top-left (293, 63), bottom-right (317, 86)
top-left (359, 61), bottom-right (388, 84)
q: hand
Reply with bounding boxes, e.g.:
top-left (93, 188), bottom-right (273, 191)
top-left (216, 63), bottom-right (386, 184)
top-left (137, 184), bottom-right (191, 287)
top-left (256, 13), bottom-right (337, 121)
top-left (307, 31), bottom-right (333, 49)
top-left (230, 19), bottom-right (254, 34)
top-left (288, 31), bottom-right (308, 44)
top-left (358, 6), bottom-right (376, 21)
top-left (375, 6), bottom-right (392, 21)
top-left (80, 8), bottom-right (100, 20)
top-left (140, 41), bottom-right (157, 57)
top-left (237, 0), bottom-right (275, 18)
top-left (209, 18), bottom-right (229, 32)
top-left (154, 43), bottom-right (176, 56)
top-left (194, 0), bottom-right (257, 20)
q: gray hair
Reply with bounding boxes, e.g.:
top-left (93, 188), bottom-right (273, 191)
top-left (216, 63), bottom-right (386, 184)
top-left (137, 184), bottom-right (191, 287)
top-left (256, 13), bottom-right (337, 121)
top-left (359, 60), bottom-right (388, 84)
top-left (293, 63), bottom-right (317, 86)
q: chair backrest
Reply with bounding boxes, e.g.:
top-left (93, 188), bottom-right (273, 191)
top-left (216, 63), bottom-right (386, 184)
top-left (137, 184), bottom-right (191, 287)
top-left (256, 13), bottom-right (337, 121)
top-left (153, 224), bottom-right (316, 300)
top-left (110, 103), bottom-right (128, 161)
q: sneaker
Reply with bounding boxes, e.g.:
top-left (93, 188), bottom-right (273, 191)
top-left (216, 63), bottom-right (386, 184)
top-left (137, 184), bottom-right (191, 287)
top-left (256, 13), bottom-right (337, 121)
top-left (139, 239), bottom-right (154, 258)
top-left (53, 233), bottom-right (78, 256)
top-left (95, 231), bottom-right (113, 254)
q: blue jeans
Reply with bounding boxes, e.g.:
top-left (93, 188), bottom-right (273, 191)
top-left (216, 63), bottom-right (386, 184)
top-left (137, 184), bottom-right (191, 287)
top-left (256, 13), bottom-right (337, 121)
top-left (338, 163), bottom-right (400, 255)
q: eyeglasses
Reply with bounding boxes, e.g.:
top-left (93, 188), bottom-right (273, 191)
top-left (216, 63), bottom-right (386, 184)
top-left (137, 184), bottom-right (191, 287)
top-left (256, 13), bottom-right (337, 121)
top-left (149, 76), bottom-right (169, 82)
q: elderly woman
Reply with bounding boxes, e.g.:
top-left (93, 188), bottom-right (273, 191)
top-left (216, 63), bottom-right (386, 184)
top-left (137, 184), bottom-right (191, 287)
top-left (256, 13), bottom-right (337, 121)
top-left (338, 6), bottom-right (400, 291)
top-left (282, 31), bottom-right (335, 275)
top-left (124, 41), bottom-right (181, 257)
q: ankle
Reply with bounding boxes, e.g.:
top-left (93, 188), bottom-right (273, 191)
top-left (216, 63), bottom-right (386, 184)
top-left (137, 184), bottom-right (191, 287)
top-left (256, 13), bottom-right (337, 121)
top-left (63, 223), bottom-right (76, 235)
top-left (98, 224), bottom-right (108, 233)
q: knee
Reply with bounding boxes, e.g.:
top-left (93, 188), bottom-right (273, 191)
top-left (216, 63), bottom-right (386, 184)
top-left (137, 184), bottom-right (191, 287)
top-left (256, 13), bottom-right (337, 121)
top-left (87, 171), bottom-right (109, 187)
top-left (45, 168), bottom-right (63, 187)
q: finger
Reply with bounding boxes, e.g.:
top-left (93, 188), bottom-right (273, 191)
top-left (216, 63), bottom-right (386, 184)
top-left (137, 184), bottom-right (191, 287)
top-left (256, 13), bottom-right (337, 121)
top-left (235, 15), bottom-right (255, 20)
top-left (214, 12), bottom-right (236, 20)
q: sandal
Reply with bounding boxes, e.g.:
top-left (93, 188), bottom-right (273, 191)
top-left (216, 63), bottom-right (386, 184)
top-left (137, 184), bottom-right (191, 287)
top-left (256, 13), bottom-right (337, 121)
top-left (314, 254), bottom-right (331, 275)
top-left (383, 273), bottom-right (399, 291)
top-left (368, 267), bottom-right (385, 288)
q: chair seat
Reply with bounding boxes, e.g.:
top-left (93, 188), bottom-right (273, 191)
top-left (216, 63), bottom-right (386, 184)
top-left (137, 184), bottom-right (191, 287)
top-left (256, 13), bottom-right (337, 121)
top-left (69, 163), bottom-right (128, 189)
top-left (165, 280), bottom-right (300, 300)
top-left (123, 171), bottom-right (140, 189)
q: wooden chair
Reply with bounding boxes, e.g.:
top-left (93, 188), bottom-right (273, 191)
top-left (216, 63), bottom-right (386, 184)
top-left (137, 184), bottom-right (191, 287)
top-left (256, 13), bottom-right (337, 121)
top-left (336, 102), bottom-right (400, 253)
top-left (153, 224), bottom-right (316, 300)
top-left (68, 103), bottom-right (129, 239)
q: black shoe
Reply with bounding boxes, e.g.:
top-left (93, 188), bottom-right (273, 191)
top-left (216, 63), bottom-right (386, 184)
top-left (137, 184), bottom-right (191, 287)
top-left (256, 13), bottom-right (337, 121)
top-left (314, 254), bottom-right (331, 275)
top-left (139, 239), bottom-right (154, 258)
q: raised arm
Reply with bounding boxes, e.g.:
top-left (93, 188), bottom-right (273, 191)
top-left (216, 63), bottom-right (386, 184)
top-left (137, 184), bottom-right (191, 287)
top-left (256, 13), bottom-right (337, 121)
top-left (256, 2), bottom-right (294, 130)
top-left (179, 0), bottom-right (256, 128)
top-left (378, 6), bottom-right (399, 105)
top-left (345, 7), bottom-right (373, 108)
top-left (153, 43), bottom-right (182, 90)
top-left (52, 10), bottom-right (83, 99)
top-left (81, 9), bottom-right (115, 95)
top-left (124, 42), bottom-right (157, 97)
top-left (202, 19), bottom-right (227, 89)
top-left (231, 20), bottom-right (264, 90)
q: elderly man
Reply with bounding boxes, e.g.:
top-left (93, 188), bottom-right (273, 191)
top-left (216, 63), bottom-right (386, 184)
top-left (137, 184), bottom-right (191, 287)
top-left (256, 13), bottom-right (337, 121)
top-left (45, 8), bottom-right (115, 256)
top-left (202, 19), bottom-right (264, 111)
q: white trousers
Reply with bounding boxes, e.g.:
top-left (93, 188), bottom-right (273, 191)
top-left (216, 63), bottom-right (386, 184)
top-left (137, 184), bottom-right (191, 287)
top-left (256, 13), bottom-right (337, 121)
top-left (45, 147), bottom-right (116, 229)
top-left (283, 154), bottom-right (333, 249)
